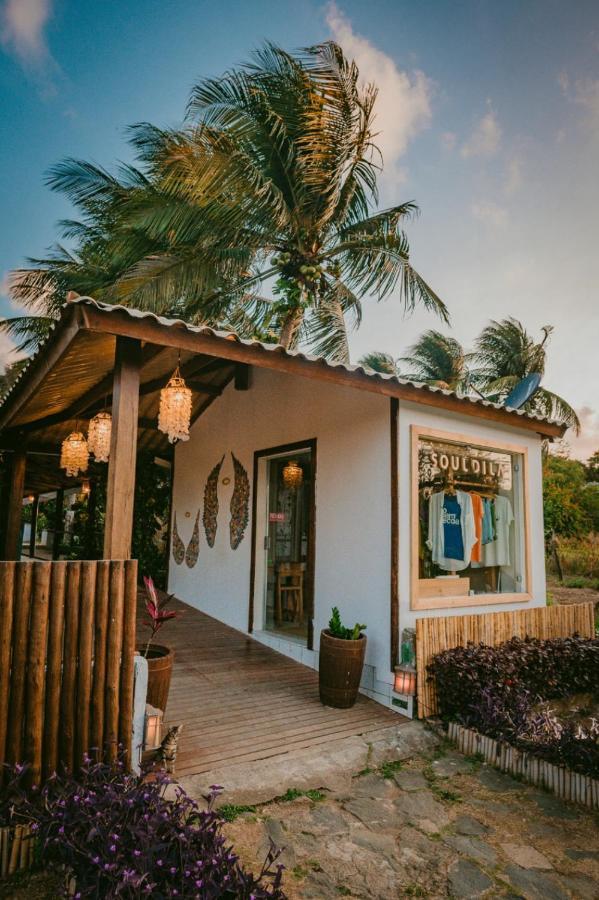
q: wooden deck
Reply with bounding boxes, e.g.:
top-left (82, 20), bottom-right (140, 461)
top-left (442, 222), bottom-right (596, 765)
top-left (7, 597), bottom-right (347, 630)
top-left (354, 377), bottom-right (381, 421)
top-left (137, 595), bottom-right (399, 776)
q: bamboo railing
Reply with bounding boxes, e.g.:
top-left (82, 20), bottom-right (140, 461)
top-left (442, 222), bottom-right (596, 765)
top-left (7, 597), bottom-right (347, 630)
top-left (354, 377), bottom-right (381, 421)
top-left (0, 559), bottom-right (137, 786)
top-left (416, 603), bottom-right (596, 718)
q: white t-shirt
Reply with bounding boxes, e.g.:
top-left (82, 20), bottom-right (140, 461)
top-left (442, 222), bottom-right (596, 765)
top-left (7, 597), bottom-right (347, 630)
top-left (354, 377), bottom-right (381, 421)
top-left (482, 495), bottom-right (514, 567)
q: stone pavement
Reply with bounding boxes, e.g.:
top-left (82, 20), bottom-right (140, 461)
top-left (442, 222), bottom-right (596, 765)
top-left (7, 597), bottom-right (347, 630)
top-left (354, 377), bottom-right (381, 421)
top-left (223, 722), bottom-right (599, 899)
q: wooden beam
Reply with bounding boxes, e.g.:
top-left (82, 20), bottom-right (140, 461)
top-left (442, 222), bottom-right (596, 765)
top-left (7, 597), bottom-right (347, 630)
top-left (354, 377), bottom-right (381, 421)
top-left (389, 398), bottom-right (399, 670)
top-left (4, 451), bottom-right (26, 560)
top-left (79, 303), bottom-right (564, 439)
top-left (52, 489), bottom-right (64, 561)
top-left (29, 495), bottom-right (39, 559)
top-left (103, 338), bottom-right (141, 560)
top-left (0, 306), bottom-right (82, 432)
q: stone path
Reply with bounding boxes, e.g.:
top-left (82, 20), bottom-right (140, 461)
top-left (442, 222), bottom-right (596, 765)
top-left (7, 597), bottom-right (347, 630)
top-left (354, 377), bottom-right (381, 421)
top-left (223, 723), bottom-right (599, 899)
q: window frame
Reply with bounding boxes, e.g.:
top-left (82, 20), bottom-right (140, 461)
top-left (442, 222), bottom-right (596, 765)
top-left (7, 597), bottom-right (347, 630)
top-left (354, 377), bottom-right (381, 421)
top-left (410, 424), bottom-right (533, 610)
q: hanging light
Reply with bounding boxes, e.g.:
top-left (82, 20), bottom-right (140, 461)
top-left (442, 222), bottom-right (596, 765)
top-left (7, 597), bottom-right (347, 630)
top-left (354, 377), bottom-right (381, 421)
top-left (80, 478), bottom-right (91, 496)
top-left (158, 367), bottom-right (192, 444)
top-left (88, 411), bottom-right (112, 462)
top-left (60, 431), bottom-right (89, 477)
top-left (283, 459), bottom-right (303, 490)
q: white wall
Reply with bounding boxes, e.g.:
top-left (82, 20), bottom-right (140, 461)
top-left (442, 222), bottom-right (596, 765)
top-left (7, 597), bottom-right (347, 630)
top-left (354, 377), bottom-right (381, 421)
top-left (169, 369), bottom-right (547, 705)
top-left (397, 400), bottom-right (547, 631)
top-left (169, 367), bottom-right (392, 677)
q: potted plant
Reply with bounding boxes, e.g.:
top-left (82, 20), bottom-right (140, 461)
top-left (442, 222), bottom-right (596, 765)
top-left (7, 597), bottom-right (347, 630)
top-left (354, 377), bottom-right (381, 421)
top-left (319, 607), bottom-right (367, 709)
top-left (139, 576), bottom-right (178, 713)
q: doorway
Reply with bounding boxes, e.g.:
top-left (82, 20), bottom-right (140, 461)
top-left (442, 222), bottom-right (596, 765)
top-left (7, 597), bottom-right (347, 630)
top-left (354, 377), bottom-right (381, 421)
top-left (255, 441), bottom-right (316, 647)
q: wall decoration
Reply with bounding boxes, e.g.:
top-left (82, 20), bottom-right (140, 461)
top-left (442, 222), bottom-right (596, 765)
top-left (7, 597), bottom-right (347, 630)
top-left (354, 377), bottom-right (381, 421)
top-left (230, 453), bottom-right (250, 550)
top-left (185, 509), bottom-right (201, 568)
top-left (203, 455), bottom-right (224, 547)
top-left (172, 513), bottom-right (185, 565)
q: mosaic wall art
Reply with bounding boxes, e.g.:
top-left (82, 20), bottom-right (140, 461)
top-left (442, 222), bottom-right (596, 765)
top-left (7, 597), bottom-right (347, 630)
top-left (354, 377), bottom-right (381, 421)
top-left (171, 513), bottom-right (185, 565)
top-left (185, 509), bottom-right (201, 568)
top-left (229, 453), bottom-right (250, 550)
top-left (203, 454), bottom-right (224, 548)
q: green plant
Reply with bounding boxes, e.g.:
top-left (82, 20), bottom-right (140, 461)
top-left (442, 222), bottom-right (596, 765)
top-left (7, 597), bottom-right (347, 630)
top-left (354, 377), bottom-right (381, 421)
top-left (218, 803), bottom-right (257, 822)
top-left (378, 759), bottom-right (403, 779)
top-left (277, 788), bottom-right (325, 803)
top-left (328, 607), bottom-right (366, 641)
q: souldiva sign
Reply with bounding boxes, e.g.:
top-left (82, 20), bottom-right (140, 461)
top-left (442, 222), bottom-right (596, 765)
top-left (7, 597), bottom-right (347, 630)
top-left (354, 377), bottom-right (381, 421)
top-left (427, 445), bottom-right (511, 482)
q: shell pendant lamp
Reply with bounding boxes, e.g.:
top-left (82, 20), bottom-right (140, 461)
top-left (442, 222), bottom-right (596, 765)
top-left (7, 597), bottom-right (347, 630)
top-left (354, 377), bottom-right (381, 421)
top-left (158, 367), bottom-right (192, 444)
top-left (87, 411), bottom-right (112, 462)
top-left (60, 431), bottom-right (89, 477)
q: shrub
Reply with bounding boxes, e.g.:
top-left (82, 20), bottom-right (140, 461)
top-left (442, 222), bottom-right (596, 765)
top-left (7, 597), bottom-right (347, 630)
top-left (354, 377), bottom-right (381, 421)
top-left (13, 758), bottom-right (286, 898)
top-left (428, 635), bottom-right (599, 778)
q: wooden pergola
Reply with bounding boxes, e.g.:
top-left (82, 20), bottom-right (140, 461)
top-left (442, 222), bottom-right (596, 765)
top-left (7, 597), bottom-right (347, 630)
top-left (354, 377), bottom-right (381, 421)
top-left (0, 298), bottom-right (565, 563)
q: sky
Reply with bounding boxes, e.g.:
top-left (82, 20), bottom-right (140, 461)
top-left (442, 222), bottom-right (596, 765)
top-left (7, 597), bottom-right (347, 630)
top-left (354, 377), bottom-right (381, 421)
top-left (1, 0), bottom-right (598, 459)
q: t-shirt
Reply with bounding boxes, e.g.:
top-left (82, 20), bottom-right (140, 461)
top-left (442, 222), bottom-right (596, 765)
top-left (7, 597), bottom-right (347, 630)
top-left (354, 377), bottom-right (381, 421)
top-left (469, 493), bottom-right (484, 563)
top-left (482, 498), bottom-right (495, 545)
top-left (442, 495), bottom-right (464, 561)
top-left (482, 495), bottom-right (514, 567)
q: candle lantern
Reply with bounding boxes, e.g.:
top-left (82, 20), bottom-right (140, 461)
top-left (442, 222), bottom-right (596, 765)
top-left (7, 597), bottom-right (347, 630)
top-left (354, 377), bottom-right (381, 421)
top-left (282, 459), bottom-right (303, 490)
top-left (144, 704), bottom-right (164, 750)
top-left (60, 431), bottom-right (89, 477)
top-left (393, 627), bottom-right (417, 696)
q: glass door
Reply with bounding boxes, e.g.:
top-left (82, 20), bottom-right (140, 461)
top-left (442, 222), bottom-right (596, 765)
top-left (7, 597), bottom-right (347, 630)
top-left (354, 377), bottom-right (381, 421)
top-left (263, 449), bottom-right (313, 644)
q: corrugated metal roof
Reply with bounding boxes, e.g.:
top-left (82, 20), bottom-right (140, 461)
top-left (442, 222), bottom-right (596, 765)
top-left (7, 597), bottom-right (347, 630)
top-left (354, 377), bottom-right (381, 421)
top-left (1, 296), bottom-right (562, 431)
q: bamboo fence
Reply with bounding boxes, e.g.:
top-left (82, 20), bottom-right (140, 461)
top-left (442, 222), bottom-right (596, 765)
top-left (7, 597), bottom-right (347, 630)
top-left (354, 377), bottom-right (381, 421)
top-left (416, 603), bottom-right (595, 718)
top-left (0, 559), bottom-right (137, 787)
top-left (448, 722), bottom-right (599, 810)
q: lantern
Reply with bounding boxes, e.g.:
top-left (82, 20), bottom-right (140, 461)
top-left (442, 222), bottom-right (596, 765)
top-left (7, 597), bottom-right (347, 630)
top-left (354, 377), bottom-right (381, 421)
top-left (144, 704), bottom-right (163, 750)
top-left (394, 664), bottom-right (417, 696)
top-left (80, 478), bottom-right (91, 496)
top-left (158, 368), bottom-right (192, 444)
top-left (88, 411), bottom-right (112, 462)
top-left (394, 627), bottom-right (417, 696)
top-left (60, 431), bottom-right (89, 477)
top-left (282, 459), bottom-right (303, 490)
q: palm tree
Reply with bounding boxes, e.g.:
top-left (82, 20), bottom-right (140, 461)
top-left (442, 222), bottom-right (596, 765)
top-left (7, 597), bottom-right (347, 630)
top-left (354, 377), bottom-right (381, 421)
top-left (357, 351), bottom-right (400, 376)
top-left (399, 330), bottom-right (469, 392)
top-left (471, 318), bottom-right (580, 431)
top-left (4, 42), bottom-right (447, 361)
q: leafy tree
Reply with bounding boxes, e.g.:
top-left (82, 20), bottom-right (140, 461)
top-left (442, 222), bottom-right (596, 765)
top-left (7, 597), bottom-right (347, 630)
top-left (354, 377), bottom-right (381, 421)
top-left (586, 449), bottom-right (599, 483)
top-left (542, 452), bottom-right (591, 538)
top-left (4, 42), bottom-right (447, 362)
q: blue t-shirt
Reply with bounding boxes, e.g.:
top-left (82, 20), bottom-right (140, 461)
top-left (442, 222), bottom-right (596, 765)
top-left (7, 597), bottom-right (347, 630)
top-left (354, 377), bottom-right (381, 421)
top-left (442, 495), bottom-right (464, 561)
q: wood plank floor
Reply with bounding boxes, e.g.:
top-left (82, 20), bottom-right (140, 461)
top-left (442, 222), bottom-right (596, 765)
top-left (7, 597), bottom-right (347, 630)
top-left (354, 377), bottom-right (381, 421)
top-left (137, 594), bottom-right (399, 776)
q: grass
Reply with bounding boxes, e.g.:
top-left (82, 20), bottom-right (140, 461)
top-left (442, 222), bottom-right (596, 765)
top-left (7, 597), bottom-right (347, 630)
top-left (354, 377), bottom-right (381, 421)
top-left (218, 803), bottom-right (256, 822)
top-left (421, 764), bottom-right (463, 804)
top-left (378, 759), bottom-right (403, 779)
top-left (277, 787), bottom-right (326, 803)
top-left (403, 884), bottom-right (428, 897)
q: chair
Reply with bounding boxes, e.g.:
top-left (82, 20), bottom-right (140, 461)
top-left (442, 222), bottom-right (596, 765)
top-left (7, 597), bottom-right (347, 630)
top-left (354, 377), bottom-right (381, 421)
top-left (275, 562), bottom-right (304, 625)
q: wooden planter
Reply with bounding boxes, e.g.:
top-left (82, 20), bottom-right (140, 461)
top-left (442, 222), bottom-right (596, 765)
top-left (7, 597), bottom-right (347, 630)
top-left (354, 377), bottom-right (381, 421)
top-left (319, 630), bottom-right (366, 709)
top-left (140, 644), bottom-right (174, 714)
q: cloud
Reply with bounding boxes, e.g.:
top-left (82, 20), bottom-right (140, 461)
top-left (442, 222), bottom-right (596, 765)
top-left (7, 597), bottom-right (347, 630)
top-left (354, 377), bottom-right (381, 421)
top-left (461, 107), bottom-right (502, 158)
top-left (1, 0), bottom-right (55, 73)
top-left (572, 78), bottom-right (599, 140)
top-left (325, 2), bottom-right (432, 181)
top-left (471, 201), bottom-right (508, 228)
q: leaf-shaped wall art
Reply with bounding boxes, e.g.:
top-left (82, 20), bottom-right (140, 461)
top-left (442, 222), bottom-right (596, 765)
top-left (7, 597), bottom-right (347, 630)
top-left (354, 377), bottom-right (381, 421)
top-left (185, 509), bottom-right (201, 568)
top-left (172, 512), bottom-right (185, 565)
top-left (203, 455), bottom-right (224, 548)
top-left (229, 453), bottom-right (250, 550)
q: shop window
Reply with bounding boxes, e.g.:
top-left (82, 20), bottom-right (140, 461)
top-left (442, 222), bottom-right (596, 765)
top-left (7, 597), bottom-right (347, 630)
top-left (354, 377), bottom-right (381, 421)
top-left (411, 426), bottom-right (531, 609)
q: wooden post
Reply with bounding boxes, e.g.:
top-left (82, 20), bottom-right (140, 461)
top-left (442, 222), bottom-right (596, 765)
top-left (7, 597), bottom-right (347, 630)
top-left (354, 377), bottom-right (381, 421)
top-left (103, 338), bottom-right (141, 560)
top-left (52, 488), bottom-right (64, 561)
top-left (29, 495), bottom-right (39, 558)
top-left (4, 450), bottom-right (26, 561)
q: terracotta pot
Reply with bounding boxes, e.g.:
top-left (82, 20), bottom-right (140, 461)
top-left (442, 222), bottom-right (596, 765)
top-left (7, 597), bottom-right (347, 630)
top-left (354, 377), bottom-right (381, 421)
top-left (139, 644), bottom-right (174, 713)
top-left (319, 630), bottom-right (367, 709)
